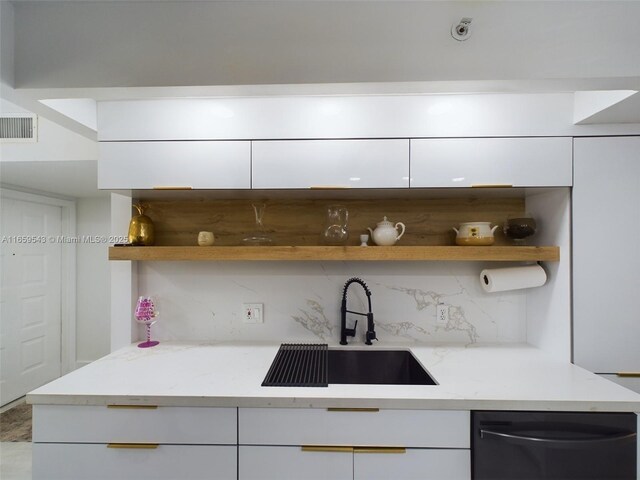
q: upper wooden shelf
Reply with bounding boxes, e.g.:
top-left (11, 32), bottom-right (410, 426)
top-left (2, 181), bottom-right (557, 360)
top-left (108, 246), bottom-right (560, 262)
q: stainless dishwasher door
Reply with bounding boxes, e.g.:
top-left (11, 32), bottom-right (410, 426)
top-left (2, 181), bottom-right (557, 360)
top-left (472, 411), bottom-right (637, 480)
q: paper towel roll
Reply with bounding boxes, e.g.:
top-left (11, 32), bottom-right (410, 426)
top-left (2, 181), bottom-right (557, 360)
top-left (480, 265), bottom-right (547, 293)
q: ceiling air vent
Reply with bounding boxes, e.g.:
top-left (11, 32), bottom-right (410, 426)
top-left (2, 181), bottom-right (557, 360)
top-left (0, 115), bottom-right (38, 143)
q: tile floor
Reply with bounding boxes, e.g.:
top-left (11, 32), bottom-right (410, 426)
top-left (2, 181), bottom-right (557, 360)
top-left (0, 442), bottom-right (32, 480)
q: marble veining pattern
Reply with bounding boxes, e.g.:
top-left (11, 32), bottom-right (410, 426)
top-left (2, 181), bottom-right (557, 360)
top-left (139, 262), bottom-right (525, 345)
top-left (291, 299), bottom-right (334, 340)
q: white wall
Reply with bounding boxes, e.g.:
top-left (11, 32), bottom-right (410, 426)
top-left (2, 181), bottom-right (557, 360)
top-left (0, 1), bottom-right (14, 87)
top-left (525, 189), bottom-right (572, 361)
top-left (110, 192), bottom-right (137, 351)
top-left (0, 114), bottom-right (97, 162)
top-left (75, 197), bottom-right (111, 366)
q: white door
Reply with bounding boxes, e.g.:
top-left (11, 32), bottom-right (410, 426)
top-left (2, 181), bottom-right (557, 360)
top-left (1, 198), bottom-right (62, 405)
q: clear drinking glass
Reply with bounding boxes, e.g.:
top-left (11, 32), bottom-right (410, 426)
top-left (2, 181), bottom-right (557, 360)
top-left (321, 205), bottom-right (349, 245)
top-left (242, 203), bottom-right (274, 245)
top-left (135, 296), bottom-right (159, 348)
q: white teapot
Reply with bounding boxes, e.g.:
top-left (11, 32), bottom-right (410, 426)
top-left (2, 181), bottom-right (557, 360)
top-left (452, 222), bottom-right (499, 246)
top-left (367, 217), bottom-right (406, 246)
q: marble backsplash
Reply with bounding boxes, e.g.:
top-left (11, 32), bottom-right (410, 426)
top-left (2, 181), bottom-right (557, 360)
top-left (137, 261), bottom-right (526, 345)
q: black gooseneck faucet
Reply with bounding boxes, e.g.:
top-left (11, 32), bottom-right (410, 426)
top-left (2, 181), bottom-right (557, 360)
top-left (340, 277), bottom-right (377, 345)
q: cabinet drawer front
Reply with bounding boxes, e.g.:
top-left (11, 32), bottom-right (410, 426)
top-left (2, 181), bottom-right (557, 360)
top-left (98, 141), bottom-right (251, 189)
top-left (252, 139), bottom-right (410, 188)
top-left (33, 405), bottom-right (236, 444)
top-left (354, 448), bottom-right (470, 480)
top-left (410, 137), bottom-right (572, 187)
top-left (239, 445), bottom-right (352, 480)
top-left (600, 374), bottom-right (640, 395)
top-left (33, 443), bottom-right (236, 480)
top-left (239, 408), bottom-right (469, 448)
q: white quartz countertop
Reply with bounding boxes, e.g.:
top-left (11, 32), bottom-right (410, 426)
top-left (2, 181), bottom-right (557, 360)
top-left (27, 342), bottom-right (640, 412)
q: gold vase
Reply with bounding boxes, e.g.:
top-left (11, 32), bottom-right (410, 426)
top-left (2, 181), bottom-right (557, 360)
top-left (128, 204), bottom-right (155, 246)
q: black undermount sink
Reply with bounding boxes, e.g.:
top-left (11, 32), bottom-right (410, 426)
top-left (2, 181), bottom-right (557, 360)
top-left (261, 344), bottom-right (437, 387)
top-left (328, 349), bottom-right (437, 386)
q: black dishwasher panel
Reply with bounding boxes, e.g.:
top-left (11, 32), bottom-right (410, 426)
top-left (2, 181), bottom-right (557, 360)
top-left (472, 411), bottom-right (637, 480)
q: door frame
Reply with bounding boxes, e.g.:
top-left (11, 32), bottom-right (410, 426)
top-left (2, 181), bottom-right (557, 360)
top-left (1, 187), bottom-right (77, 375)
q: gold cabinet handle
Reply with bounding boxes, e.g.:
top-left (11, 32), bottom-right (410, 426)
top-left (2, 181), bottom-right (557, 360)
top-left (354, 447), bottom-right (406, 454)
top-left (616, 372), bottom-right (640, 378)
top-left (152, 186), bottom-right (193, 190)
top-left (301, 446), bottom-right (354, 453)
top-left (107, 443), bottom-right (159, 449)
top-left (327, 408), bottom-right (379, 413)
top-left (471, 184), bottom-right (513, 188)
top-left (107, 405), bottom-right (158, 409)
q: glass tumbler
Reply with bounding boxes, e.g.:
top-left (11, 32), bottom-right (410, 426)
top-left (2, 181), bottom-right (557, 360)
top-left (321, 205), bottom-right (349, 245)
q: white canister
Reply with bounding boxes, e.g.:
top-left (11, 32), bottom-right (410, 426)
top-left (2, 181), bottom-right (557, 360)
top-left (197, 231), bottom-right (215, 246)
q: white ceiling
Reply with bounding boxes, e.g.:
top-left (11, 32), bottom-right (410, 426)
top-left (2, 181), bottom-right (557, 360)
top-left (8, 1), bottom-right (640, 91)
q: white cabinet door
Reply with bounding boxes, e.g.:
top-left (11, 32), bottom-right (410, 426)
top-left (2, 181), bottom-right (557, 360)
top-left (33, 444), bottom-right (236, 480)
top-left (354, 449), bottom-right (470, 480)
top-left (98, 141), bottom-right (251, 189)
top-left (252, 139), bottom-right (410, 188)
top-left (239, 446), bottom-right (352, 480)
top-left (573, 136), bottom-right (640, 373)
top-left (410, 137), bottom-right (572, 187)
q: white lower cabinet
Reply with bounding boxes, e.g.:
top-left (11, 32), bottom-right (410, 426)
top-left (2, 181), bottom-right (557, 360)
top-left (353, 448), bottom-right (470, 480)
top-left (32, 405), bottom-right (237, 480)
top-left (239, 446), bottom-right (470, 480)
top-left (239, 446), bottom-right (353, 480)
top-left (238, 408), bottom-right (471, 480)
top-left (33, 444), bottom-right (236, 480)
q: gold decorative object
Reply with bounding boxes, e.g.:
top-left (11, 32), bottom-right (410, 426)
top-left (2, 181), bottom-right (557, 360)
top-left (128, 203), bottom-right (155, 246)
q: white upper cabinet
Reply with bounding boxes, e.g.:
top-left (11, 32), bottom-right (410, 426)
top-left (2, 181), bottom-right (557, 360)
top-left (573, 136), bottom-right (640, 374)
top-left (98, 141), bottom-right (251, 189)
top-left (252, 139), bottom-right (410, 189)
top-left (410, 137), bottom-right (573, 187)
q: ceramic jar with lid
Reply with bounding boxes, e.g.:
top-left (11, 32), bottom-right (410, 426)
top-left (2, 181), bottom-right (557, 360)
top-left (452, 222), bottom-right (498, 246)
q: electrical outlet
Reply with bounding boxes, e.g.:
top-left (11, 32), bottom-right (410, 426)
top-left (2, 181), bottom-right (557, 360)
top-left (242, 303), bottom-right (263, 324)
top-left (436, 304), bottom-right (448, 325)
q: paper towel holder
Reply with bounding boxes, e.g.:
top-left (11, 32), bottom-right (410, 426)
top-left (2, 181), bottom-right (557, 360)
top-left (482, 262), bottom-right (544, 286)
top-left (480, 263), bottom-right (548, 293)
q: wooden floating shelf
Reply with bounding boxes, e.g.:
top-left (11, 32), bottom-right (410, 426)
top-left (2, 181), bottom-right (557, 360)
top-left (109, 246), bottom-right (560, 262)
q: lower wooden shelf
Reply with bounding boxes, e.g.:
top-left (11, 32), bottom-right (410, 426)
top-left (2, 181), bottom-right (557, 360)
top-left (108, 246), bottom-right (560, 262)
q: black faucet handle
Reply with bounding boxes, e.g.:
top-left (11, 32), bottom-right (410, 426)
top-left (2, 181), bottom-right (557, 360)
top-left (365, 330), bottom-right (378, 345)
top-left (344, 320), bottom-right (357, 337)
